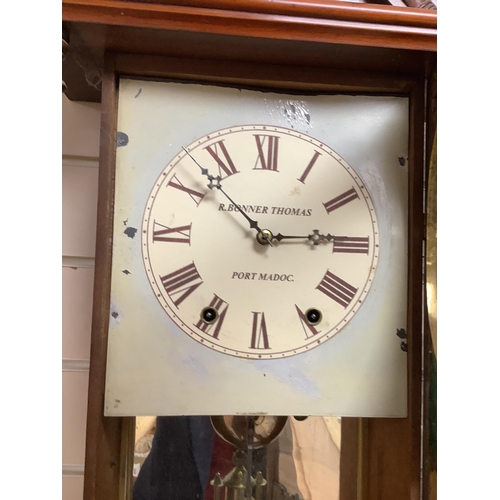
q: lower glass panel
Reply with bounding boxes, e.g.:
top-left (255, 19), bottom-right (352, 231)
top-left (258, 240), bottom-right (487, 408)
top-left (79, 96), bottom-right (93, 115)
top-left (133, 416), bottom-right (341, 500)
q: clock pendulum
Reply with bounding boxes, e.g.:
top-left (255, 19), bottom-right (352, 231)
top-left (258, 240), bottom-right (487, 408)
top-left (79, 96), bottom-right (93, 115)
top-left (209, 415), bottom-right (288, 499)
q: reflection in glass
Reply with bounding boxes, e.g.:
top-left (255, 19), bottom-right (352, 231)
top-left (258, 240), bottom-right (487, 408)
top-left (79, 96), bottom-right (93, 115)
top-left (132, 416), bottom-right (341, 500)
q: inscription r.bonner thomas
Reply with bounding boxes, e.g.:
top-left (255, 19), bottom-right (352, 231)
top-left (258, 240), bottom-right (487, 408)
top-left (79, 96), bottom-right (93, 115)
top-left (232, 272), bottom-right (294, 282)
top-left (219, 203), bottom-right (312, 216)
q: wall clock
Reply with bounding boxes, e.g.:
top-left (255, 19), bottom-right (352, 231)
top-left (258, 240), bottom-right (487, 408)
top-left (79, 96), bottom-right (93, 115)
top-left (105, 79), bottom-right (409, 417)
top-left (62, 2), bottom-right (435, 497)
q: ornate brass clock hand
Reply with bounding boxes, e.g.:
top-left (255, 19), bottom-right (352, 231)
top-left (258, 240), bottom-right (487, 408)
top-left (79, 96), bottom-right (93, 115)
top-left (182, 147), bottom-right (222, 189)
top-left (272, 230), bottom-right (333, 245)
top-left (308, 230), bottom-right (333, 245)
top-left (182, 147), bottom-right (273, 246)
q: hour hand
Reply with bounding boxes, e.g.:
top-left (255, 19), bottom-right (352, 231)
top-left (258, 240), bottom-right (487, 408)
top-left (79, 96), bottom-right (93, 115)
top-left (272, 230), bottom-right (333, 245)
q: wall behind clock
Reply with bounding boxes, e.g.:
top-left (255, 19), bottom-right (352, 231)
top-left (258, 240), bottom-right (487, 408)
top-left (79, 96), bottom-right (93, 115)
top-left (62, 94), bottom-right (101, 500)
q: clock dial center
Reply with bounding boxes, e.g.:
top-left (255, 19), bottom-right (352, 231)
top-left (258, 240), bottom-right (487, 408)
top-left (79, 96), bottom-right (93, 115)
top-left (256, 229), bottom-right (273, 246)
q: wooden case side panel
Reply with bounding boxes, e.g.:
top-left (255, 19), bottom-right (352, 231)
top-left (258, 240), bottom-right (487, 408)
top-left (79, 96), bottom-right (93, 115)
top-left (83, 55), bottom-right (124, 500)
top-left (406, 77), bottom-right (426, 500)
top-left (339, 418), bottom-right (363, 500)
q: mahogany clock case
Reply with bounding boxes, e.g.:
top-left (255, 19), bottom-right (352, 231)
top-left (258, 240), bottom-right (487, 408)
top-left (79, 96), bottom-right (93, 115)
top-left (81, 28), bottom-right (431, 495)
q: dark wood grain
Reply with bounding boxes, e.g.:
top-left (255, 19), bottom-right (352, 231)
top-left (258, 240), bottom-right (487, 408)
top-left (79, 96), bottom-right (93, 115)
top-left (83, 54), bottom-right (123, 500)
top-left (114, 53), bottom-right (417, 94)
top-left (69, 21), bottom-right (431, 76)
top-left (119, 0), bottom-right (437, 28)
top-left (339, 418), bottom-right (364, 500)
top-left (422, 57), bottom-right (437, 500)
top-left (62, 0), bottom-right (436, 51)
top-left (63, 0), bottom-right (435, 103)
top-left (407, 75), bottom-right (426, 500)
top-left (119, 417), bottom-right (136, 500)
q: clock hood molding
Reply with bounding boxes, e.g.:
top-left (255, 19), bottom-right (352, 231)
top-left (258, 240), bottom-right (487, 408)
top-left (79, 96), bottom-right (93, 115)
top-left (62, 0), bottom-right (436, 103)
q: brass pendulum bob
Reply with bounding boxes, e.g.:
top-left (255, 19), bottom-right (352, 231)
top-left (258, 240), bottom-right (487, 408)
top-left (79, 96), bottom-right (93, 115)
top-left (209, 415), bottom-right (285, 499)
top-left (210, 448), bottom-right (267, 500)
top-left (211, 472), bottom-right (224, 500)
top-left (254, 471), bottom-right (266, 500)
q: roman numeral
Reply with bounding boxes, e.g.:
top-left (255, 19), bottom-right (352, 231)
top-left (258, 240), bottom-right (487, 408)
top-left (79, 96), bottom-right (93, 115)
top-left (295, 305), bottom-right (321, 339)
top-left (195, 294), bottom-right (229, 340)
top-left (204, 140), bottom-right (239, 179)
top-left (250, 312), bottom-right (270, 349)
top-left (160, 262), bottom-right (203, 307)
top-left (316, 271), bottom-right (357, 308)
top-left (168, 174), bottom-right (205, 206)
top-left (333, 236), bottom-right (369, 254)
top-left (153, 221), bottom-right (191, 244)
top-left (297, 150), bottom-right (321, 184)
top-left (323, 187), bottom-right (359, 214)
top-left (254, 135), bottom-right (279, 171)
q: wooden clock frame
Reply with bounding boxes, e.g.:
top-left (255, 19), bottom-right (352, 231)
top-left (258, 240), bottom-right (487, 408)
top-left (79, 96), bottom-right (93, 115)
top-left (62, 2), bottom-right (436, 499)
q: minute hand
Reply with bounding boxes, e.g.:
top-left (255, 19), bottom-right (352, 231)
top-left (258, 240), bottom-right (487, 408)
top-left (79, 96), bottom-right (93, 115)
top-left (182, 146), bottom-right (272, 246)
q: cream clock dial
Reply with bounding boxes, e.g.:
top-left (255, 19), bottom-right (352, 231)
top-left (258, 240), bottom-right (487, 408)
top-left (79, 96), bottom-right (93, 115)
top-left (142, 125), bottom-right (378, 359)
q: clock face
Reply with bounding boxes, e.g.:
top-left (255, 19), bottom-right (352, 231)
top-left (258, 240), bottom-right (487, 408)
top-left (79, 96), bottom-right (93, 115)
top-left (142, 125), bottom-right (378, 359)
top-left (106, 80), bottom-right (409, 417)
